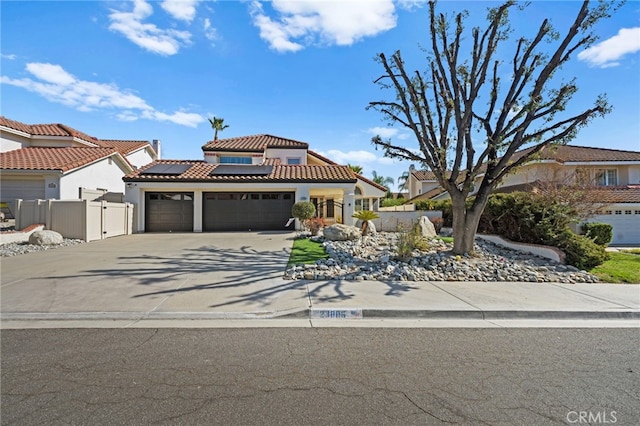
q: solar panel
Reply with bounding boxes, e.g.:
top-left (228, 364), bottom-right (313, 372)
top-left (141, 164), bottom-right (191, 175)
top-left (210, 165), bottom-right (273, 176)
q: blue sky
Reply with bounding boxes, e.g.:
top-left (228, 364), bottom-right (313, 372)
top-left (2, 0), bottom-right (639, 190)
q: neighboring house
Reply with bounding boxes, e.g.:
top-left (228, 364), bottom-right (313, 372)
top-left (123, 134), bottom-right (386, 232)
top-left (0, 116), bottom-right (158, 211)
top-left (405, 145), bottom-right (640, 245)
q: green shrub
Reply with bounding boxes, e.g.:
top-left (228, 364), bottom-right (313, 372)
top-left (381, 198), bottom-right (405, 207)
top-left (415, 199), bottom-right (453, 227)
top-left (396, 224), bottom-right (430, 262)
top-left (291, 201), bottom-right (316, 221)
top-left (557, 230), bottom-right (609, 270)
top-left (478, 192), bottom-right (577, 245)
top-left (581, 222), bottom-right (613, 247)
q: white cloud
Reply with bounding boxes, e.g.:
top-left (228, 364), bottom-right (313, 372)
top-left (367, 126), bottom-right (412, 140)
top-left (320, 149), bottom-right (378, 165)
top-left (203, 18), bottom-right (218, 42)
top-left (108, 0), bottom-right (191, 55)
top-left (1, 62), bottom-right (204, 128)
top-left (396, 0), bottom-right (425, 11)
top-left (250, 0), bottom-right (397, 53)
top-left (367, 126), bottom-right (398, 138)
top-left (578, 27), bottom-right (640, 68)
top-left (161, 0), bottom-right (200, 23)
top-left (1, 53), bottom-right (17, 60)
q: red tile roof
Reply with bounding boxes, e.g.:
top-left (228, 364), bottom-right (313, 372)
top-left (0, 147), bottom-right (122, 172)
top-left (411, 170), bottom-right (438, 181)
top-left (0, 116), bottom-right (32, 134)
top-left (1, 116), bottom-right (152, 156)
top-left (97, 139), bottom-right (152, 155)
top-left (124, 160), bottom-right (357, 183)
top-left (512, 144), bottom-right (640, 164)
top-left (202, 134), bottom-right (309, 152)
top-left (596, 185), bottom-right (640, 203)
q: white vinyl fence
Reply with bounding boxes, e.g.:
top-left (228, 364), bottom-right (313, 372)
top-left (15, 199), bottom-right (134, 242)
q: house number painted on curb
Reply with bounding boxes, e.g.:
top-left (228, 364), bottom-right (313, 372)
top-left (311, 309), bottom-right (363, 319)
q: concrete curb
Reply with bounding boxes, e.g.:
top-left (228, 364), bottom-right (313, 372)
top-left (301, 309), bottom-right (640, 320)
top-left (3, 309), bottom-right (639, 322)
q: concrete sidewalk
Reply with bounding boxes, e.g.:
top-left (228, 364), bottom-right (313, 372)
top-left (1, 232), bottom-right (639, 327)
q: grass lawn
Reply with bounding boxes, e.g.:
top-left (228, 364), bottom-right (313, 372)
top-left (288, 238), bottom-right (328, 265)
top-left (438, 236), bottom-right (454, 244)
top-left (589, 252), bottom-right (640, 284)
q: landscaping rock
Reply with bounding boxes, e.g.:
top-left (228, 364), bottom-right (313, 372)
top-left (28, 230), bottom-right (64, 245)
top-left (417, 216), bottom-right (437, 239)
top-left (284, 232), bottom-right (600, 284)
top-left (323, 224), bottom-right (362, 241)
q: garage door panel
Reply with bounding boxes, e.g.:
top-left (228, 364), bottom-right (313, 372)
top-left (145, 192), bottom-right (194, 232)
top-left (203, 192), bottom-right (294, 232)
top-left (591, 208), bottom-right (640, 245)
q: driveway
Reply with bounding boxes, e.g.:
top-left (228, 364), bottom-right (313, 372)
top-left (0, 232), bottom-right (309, 320)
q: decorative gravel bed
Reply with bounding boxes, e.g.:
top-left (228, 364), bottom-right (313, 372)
top-left (284, 232), bottom-right (600, 284)
top-left (0, 239), bottom-right (85, 257)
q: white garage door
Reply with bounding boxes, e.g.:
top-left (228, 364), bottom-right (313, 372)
top-left (0, 179), bottom-right (45, 215)
top-left (591, 206), bottom-right (640, 246)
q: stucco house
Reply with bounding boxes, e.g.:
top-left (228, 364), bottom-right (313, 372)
top-left (0, 116), bottom-right (158, 211)
top-left (123, 134), bottom-right (386, 232)
top-left (405, 145), bottom-right (640, 245)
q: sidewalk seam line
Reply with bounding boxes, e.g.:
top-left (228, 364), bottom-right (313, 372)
top-left (429, 282), bottom-right (486, 319)
top-left (550, 283), bottom-right (638, 309)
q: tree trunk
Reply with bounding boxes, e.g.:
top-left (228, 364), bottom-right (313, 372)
top-left (450, 192), bottom-right (489, 255)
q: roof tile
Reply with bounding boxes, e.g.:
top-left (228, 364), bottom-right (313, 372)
top-left (202, 134), bottom-right (309, 152)
top-left (1, 147), bottom-right (120, 172)
top-left (97, 139), bottom-right (152, 155)
top-left (124, 160), bottom-right (357, 183)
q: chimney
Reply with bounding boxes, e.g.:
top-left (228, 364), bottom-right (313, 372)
top-left (152, 139), bottom-right (161, 159)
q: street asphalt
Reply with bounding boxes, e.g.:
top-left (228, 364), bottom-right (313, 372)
top-left (1, 232), bottom-right (639, 328)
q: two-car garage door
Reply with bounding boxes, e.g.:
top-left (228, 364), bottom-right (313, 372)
top-left (203, 192), bottom-right (295, 231)
top-left (145, 191), bottom-right (295, 232)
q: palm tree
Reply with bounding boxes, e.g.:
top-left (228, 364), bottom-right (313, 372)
top-left (208, 116), bottom-right (229, 141)
top-left (348, 164), bottom-right (363, 174)
top-left (371, 171), bottom-right (394, 197)
top-left (397, 171), bottom-right (410, 192)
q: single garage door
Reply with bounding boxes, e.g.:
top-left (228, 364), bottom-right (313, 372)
top-left (0, 179), bottom-right (46, 216)
top-left (145, 192), bottom-right (194, 232)
top-left (592, 208), bottom-right (640, 246)
top-left (203, 192), bottom-right (295, 231)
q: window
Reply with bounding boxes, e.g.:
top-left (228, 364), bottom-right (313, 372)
top-left (595, 169), bottom-right (618, 186)
top-left (625, 210), bottom-right (632, 215)
top-left (615, 210), bottom-right (622, 215)
top-left (575, 168), bottom-right (590, 185)
top-left (635, 210), bottom-right (640, 215)
top-left (286, 158), bottom-right (301, 165)
top-left (220, 156), bottom-right (252, 164)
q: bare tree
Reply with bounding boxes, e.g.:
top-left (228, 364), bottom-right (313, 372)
top-left (368, 0), bottom-right (618, 254)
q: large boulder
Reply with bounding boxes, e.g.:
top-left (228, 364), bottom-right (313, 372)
top-left (355, 220), bottom-right (377, 236)
top-left (323, 224), bottom-right (361, 241)
top-left (28, 230), bottom-right (63, 245)
top-left (416, 216), bottom-right (437, 239)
